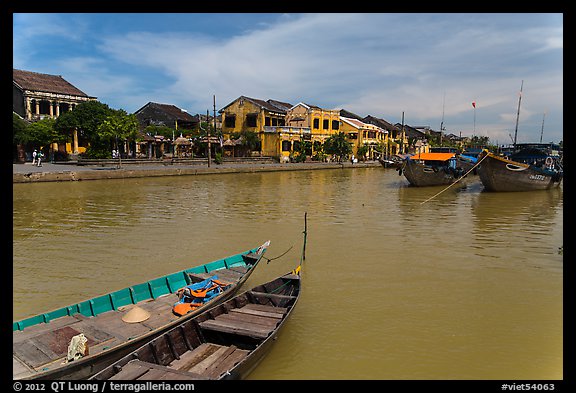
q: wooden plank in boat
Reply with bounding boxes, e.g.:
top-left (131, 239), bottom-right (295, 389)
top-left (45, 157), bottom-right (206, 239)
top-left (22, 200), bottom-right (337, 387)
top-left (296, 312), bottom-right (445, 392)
top-left (198, 318), bottom-right (273, 339)
top-left (190, 269), bottom-right (244, 284)
top-left (215, 312), bottom-right (279, 328)
top-left (110, 360), bottom-right (206, 380)
top-left (203, 346), bottom-right (249, 379)
top-left (187, 345), bottom-right (233, 375)
top-left (248, 291), bottom-right (296, 306)
top-left (242, 303), bottom-right (288, 315)
top-left (230, 307), bottom-right (284, 319)
top-left (139, 299), bottom-right (180, 331)
top-left (86, 309), bottom-right (152, 341)
top-left (13, 324), bottom-right (111, 368)
top-left (109, 360), bottom-right (149, 380)
top-left (169, 343), bottom-right (220, 371)
top-left (13, 356), bottom-right (34, 380)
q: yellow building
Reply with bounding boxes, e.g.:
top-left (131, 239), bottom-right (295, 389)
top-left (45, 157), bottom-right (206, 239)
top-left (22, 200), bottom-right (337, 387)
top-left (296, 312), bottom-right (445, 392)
top-left (219, 96), bottom-right (292, 157)
top-left (339, 116), bottom-right (387, 160)
top-left (284, 103), bottom-right (341, 158)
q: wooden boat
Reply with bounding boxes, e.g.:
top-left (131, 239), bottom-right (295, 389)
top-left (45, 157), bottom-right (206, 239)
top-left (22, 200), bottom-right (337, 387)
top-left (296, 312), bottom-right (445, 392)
top-left (89, 266), bottom-right (302, 381)
top-left (477, 82), bottom-right (563, 192)
top-left (477, 147), bottom-right (563, 192)
top-left (398, 151), bottom-right (475, 187)
top-left (13, 241), bottom-right (270, 380)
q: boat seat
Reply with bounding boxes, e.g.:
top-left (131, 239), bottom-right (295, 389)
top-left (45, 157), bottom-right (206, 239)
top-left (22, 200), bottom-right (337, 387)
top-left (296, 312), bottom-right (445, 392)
top-left (168, 343), bottom-right (248, 379)
top-left (109, 359), bottom-right (208, 380)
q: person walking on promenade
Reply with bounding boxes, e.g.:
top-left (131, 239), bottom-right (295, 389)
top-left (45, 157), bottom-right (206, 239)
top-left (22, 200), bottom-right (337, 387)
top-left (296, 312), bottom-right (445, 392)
top-left (32, 149), bottom-right (37, 165)
top-left (36, 151), bottom-right (44, 167)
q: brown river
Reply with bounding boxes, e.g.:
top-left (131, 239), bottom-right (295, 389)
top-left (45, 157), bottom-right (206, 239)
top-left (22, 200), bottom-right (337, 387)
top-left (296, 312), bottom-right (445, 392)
top-left (12, 167), bottom-right (563, 380)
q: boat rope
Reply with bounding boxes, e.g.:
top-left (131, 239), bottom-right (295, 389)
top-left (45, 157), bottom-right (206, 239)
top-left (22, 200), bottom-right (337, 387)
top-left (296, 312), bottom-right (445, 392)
top-left (419, 152), bottom-right (489, 205)
top-left (271, 212), bottom-right (307, 294)
top-left (263, 245), bottom-right (294, 264)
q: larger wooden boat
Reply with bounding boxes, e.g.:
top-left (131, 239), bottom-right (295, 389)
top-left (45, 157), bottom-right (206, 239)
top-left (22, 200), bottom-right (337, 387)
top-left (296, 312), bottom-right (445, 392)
top-left (477, 146), bottom-right (563, 192)
top-left (13, 241), bottom-right (270, 380)
top-left (399, 152), bottom-right (475, 187)
top-left (89, 266), bottom-right (302, 381)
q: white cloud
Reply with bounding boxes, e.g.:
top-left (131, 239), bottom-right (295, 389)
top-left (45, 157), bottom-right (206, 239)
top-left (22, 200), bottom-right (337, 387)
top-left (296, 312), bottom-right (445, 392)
top-left (14, 13), bottom-right (563, 143)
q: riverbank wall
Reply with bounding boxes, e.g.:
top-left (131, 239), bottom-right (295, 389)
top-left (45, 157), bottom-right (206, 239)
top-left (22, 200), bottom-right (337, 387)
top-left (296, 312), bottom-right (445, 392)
top-left (13, 160), bottom-right (382, 183)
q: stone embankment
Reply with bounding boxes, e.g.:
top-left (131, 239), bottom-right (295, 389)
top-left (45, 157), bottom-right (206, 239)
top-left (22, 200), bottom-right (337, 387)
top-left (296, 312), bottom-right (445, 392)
top-left (13, 159), bottom-right (381, 183)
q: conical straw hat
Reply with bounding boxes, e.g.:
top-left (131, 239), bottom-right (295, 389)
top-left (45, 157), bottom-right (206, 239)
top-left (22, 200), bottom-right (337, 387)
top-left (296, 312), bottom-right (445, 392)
top-left (121, 306), bottom-right (151, 323)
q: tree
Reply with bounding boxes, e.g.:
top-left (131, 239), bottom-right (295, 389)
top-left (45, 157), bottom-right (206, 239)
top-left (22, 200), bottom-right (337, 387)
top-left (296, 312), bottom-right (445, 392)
top-left (231, 130), bottom-right (260, 156)
top-left (356, 144), bottom-right (369, 161)
top-left (324, 132), bottom-right (352, 162)
top-left (97, 110), bottom-right (139, 162)
top-left (54, 101), bottom-right (114, 154)
top-left (13, 113), bottom-right (29, 162)
top-left (143, 125), bottom-right (174, 140)
top-left (13, 113), bottom-right (30, 145)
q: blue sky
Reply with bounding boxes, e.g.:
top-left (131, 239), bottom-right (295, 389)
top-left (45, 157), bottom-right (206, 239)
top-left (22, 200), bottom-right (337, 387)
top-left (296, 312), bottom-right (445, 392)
top-left (13, 13), bottom-right (563, 144)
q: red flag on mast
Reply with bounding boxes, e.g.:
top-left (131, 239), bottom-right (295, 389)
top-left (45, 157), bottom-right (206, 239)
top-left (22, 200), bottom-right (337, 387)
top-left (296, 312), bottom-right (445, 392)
top-left (472, 102), bottom-right (476, 108)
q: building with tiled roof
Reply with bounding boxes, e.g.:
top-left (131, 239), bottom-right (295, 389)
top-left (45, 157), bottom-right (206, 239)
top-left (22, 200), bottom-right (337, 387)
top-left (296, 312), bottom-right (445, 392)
top-left (13, 69), bottom-right (97, 157)
top-left (134, 102), bottom-right (200, 131)
top-left (340, 116), bottom-right (387, 160)
top-left (219, 96), bottom-right (295, 158)
top-left (13, 69), bottom-right (96, 121)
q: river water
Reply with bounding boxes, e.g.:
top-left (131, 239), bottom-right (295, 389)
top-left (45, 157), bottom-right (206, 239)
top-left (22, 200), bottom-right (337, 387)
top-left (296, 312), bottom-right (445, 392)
top-left (12, 167), bottom-right (563, 380)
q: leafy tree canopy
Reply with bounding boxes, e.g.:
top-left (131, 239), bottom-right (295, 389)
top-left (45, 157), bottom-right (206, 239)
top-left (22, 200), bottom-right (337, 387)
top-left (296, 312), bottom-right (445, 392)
top-left (13, 113), bottom-right (29, 144)
top-left (54, 100), bottom-right (113, 140)
top-left (97, 110), bottom-right (139, 143)
top-left (324, 132), bottom-right (352, 161)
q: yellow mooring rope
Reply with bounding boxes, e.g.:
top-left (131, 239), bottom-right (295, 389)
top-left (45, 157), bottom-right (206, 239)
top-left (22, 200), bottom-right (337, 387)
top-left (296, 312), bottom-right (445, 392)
top-left (419, 152), bottom-right (489, 205)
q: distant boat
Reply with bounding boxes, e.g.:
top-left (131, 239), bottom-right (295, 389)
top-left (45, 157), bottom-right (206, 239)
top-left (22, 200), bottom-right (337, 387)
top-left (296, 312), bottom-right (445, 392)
top-left (89, 266), bottom-right (302, 381)
top-left (477, 144), bottom-right (563, 192)
top-left (378, 155), bottom-right (403, 168)
top-left (13, 241), bottom-right (270, 380)
top-left (398, 151), bottom-right (476, 187)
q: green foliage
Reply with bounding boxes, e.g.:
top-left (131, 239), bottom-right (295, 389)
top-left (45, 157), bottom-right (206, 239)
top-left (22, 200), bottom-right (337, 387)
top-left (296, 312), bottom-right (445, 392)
top-left (82, 145), bottom-right (110, 159)
top-left (143, 125), bottom-right (174, 139)
top-left (54, 101), bottom-right (113, 142)
top-left (356, 144), bottom-right (369, 159)
top-left (27, 118), bottom-right (56, 147)
top-left (214, 152), bottom-right (223, 164)
top-left (98, 110), bottom-right (139, 145)
top-left (232, 130), bottom-right (260, 151)
top-left (13, 113), bottom-right (30, 144)
top-left (468, 135), bottom-right (490, 147)
top-left (324, 132), bottom-right (352, 161)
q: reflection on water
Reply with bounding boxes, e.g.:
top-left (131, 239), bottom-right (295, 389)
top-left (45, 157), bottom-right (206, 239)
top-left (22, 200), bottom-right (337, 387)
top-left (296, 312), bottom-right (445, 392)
top-left (12, 168), bottom-right (562, 379)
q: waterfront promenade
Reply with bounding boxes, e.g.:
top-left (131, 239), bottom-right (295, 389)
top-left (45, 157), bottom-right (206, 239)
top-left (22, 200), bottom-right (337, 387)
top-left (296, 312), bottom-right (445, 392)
top-left (13, 159), bottom-right (381, 183)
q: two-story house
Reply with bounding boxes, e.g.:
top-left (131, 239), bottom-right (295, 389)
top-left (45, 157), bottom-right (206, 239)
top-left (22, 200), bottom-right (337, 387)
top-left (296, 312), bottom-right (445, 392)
top-left (219, 96), bottom-right (292, 158)
top-left (339, 116), bottom-right (386, 160)
top-left (13, 68), bottom-right (97, 157)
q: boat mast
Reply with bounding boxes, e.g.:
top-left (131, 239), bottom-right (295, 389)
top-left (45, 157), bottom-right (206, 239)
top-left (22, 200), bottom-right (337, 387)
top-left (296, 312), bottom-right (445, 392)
top-left (513, 80), bottom-right (523, 147)
top-left (539, 111), bottom-right (546, 143)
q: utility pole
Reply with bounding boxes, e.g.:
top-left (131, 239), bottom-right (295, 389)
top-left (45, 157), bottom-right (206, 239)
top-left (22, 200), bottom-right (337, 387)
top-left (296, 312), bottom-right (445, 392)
top-left (207, 109), bottom-right (211, 167)
top-left (401, 111), bottom-right (405, 154)
top-left (440, 91), bottom-right (445, 145)
top-left (213, 95), bottom-right (218, 155)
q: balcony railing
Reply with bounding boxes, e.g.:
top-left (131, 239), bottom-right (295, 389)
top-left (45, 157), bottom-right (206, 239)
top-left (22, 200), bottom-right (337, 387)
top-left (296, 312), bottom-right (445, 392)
top-left (263, 126), bottom-right (311, 134)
